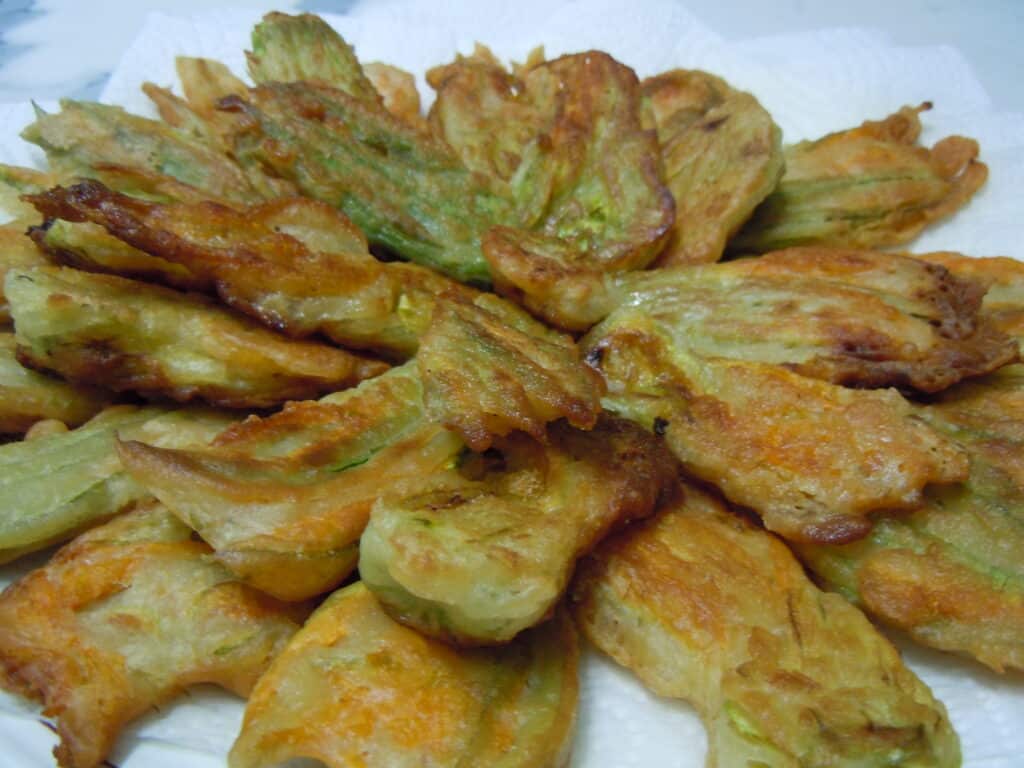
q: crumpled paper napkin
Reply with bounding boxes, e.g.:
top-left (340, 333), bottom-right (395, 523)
top-left (1, 1), bottom-right (1022, 765)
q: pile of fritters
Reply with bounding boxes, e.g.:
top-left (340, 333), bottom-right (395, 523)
top-left (0, 12), bottom-right (1019, 768)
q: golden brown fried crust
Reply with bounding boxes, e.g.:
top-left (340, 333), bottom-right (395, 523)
top-left (417, 294), bottom-right (605, 450)
top-left (7, 266), bottom-right (388, 409)
top-left (30, 219), bottom-right (211, 293)
top-left (731, 104), bottom-right (988, 253)
top-left (117, 367), bottom-right (465, 601)
top-left (467, 51), bottom-right (674, 330)
top-left (229, 583), bottom-right (579, 768)
top-left (696, 247), bottom-right (1019, 392)
top-left (364, 62), bottom-right (426, 129)
top-left (0, 333), bottom-right (108, 434)
top-left (427, 44), bottom-right (547, 185)
top-left (26, 180), bottom-right (480, 359)
top-left (642, 70), bottom-right (783, 267)
top-left (586, 327), bottom-right (969, 543)
top-left (360, 414), bottom-right (678, 645)
top-left (0, 503), bottom-right (303, 768)
top-left (572, 483), bottom-right (960, 768)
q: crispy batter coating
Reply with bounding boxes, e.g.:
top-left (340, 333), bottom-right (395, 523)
top-left (118, 365), bottom-right (465, 600)
top-left (642, 70), bottom-right (783, 266)
top-left (0, 332), bottom-right (107, 434)
top-left (476, 52), bottom-right (675, 330)
top-left (0, 405), bottom-right (234, 564)
top-left (229, 582), bottom-right (578, 768)
top-left (0, 502), bottom-right (303, 768)
top-left (798, 254), bottom-right (1024, 672)
top-left (236, 13), bottom-right (514, 284)
top-left (247, 12), bottom-right (380, 102)
top-left (607, 247), bottom-right (1017, 392)
top-left (427, 44), bottom-right (550, 189)
top-left (417, 294), bottom-right (604, 450)
top-left (360, 415), bottom-right (676, 645)
top-left (177, 56), bottom-right (249, 122)
top-left (917, 252), bottom-right (1024, 339)
top-left (731, 104), bottom-right (987, 253)
top-left (225, 79), bottom-right (504, 285)
top-left (584, 325), bottom-right (968, 543)
top-left (25, 183), bottom-right (603, 437)
top-left (27, 179), bottom-right (482, 359)
top-left (364, 62), bottom-right (425, 129)
top-left (22, 100), bottom-right (269, 205)
top-left (0, 164), bottom-right (65, 221)
top-left (572, 483), bottom-right (960, 768)
top-left (32, 219), bottom-right (207, 292)
top-left (0, 223), bottom-right (49, 324)
top-left (6, 265), bottom-right (386, 408)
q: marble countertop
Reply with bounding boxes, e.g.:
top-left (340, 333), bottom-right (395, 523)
top-left (0, 0), bottom-right (1022, 110)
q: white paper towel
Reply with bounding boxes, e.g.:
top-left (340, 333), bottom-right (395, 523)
top-left (1, 2), bottom-right (1022, 766)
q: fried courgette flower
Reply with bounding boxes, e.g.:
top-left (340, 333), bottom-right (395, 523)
top-left (24, 181), bottom-right (604, 434)
top-left (0, 502), bottom-right (304, 768)
top-left (572, 482), bottom-right (960, 768)
top-left (229, 582), bottom-right (578, 768)
top-left (416, 294), bottom-right (604, 450)
top-left (225, 15), bottom-right (674, 316)
top-left (118, 365), bottom-right (464, 601)
top-left (0, 223), bottom-right (49, 325)
top-left (731, 104), bottom-right (987, 253)
top-left (798, 254), bottom-right (1024, 672)
top-left (583, 326), bottom-right (968, 544)
top-left (21, 100), bottom-right (274, 205)
top-left (359, 415), bottom-right (676, 645)
top-left (228, 75), bottom-right (505, 284)
top-left (464, 51), bottom-right (675, 330)
top-left (6, 266), bottom-right (387, 408)
top-left (26, 180), bottom-right (483, 359)
top-left (0, 405), bottom-right (235, 564)
top-left (602, 247), bottom-right (1017, 393)
top-left (641, 69), bottom-right (783, 267)
top-left (0, 332), bottom-right (108, 434)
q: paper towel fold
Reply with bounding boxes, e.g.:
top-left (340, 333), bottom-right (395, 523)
top-left (1, 2), bottom-right (1022, 766)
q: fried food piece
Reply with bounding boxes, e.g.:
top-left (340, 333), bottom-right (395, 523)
top-left (918, 252), bottom-right (1024, 338)
top-left (0, 405), bottom-right (234, 563)
top-left (0, 224), bottom-right (49, 324)
top-left (364, 62), bottom-right (425, 128)
top-left (22, 100), bottom-right (269, 205)
top-left (118, 365), bottom-right (465, 600)
top-left (426, 44), bottom-right (548, 189)
top-left (177, 56), bottom-right (248, 118)
top-left (798, 254), bottom-right (1024, 672)
top-left (0, 502), bottom-right (303, 768)
top-left (360, 415), bottom-right (675, 645)
top-left (31, 219), bottom-right (206, 292)
top-left (225, 79), bottom-right (504, 285)
top-left (0, 164), bottom-right (65, 221)
top-left (417, 294), bottom-right (604, 450)
top-left (572, 482), bottom-right (960, 768)
top-left (731, 104), bottom-right (987, 253)
top-left (247, 12), bottom-right (380, 102)
top-left (27, 179), bottom-right (479, 358)
top-left (475, 52), bottom-right (674, 330)
top-left (6, 265), bottom-right (386, 408)
top-left (0, 332), bottom-right (107, 434)
top-left (229, 582), bottom-right (578, 768)
top-left (584, 326), bottom-right (968, 543)
top-left (25, 183), bottom-right (603, 434)
top-left (604, 247), bottom-right (1017, 392)
top-left (642, 70), bottom-right (783, 266)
